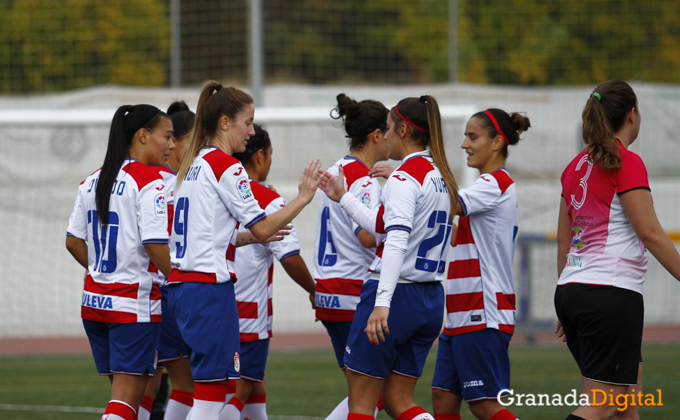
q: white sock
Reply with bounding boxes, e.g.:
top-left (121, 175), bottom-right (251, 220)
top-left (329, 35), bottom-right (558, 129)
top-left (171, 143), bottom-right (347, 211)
top-left (325, 397), bottom-right (350, 420)
top-left (241, 394), bottom-right (268, 420)
top-left (193, 399), bottom-right (225, 420)
top-left (137, 395), bottom-right (154, 420)
top-left (192, 383), bottom-right (229, 420)
top-left (219, 397), bottom-right (244, 420)
top-left (165, 390), bottom-right (194, 420)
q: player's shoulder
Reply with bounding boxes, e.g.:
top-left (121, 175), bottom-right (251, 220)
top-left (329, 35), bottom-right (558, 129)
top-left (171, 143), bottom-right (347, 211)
top-left (251, 181), bottom-right (282, 209)
top-left (480, 168), bottom-right (514, 195)
top-left (80, 167), bottom-right (102, 185)
top-left (157, 164), bottom-right (176, 176)
top-left (202, 147), bottom-right (242, 179)
top-left (394, 155), bottom-right (434, 185)
top-left (123, 160), bottom-right (163, 191)
top-left (340, 157), bottom-right (370, 188)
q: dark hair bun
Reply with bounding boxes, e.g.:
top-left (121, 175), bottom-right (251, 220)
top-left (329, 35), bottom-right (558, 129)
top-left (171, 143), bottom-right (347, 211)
top-left (167, 100), bottom-right (190, 115)
top-left (509, 113), bottom-right (531, 139)
top-left (334, 93), bottom-right (362, 119)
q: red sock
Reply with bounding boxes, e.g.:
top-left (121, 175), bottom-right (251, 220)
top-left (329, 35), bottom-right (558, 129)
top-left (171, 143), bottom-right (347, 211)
top-left (489, 409), bottom-right (517, 420)
top-left (169, 389), bottom-right (194, 407)
top-left (397, 406), bottom-right (429, 420)
top-left (246, 393), bottom-right (267, 404)
top-left (226, 379), bottom-right (238, 394)
top-left (140, 395), bottom-right (154, 413)
top-left (194, 382), bottom-right (229, 402)
top-left (434, 414), bottom-right (461, 420)
top-left (376, 395), bottom-right (384, 412)
top-left (104, 400), bottom-right (136, 420)
top-left (228, 396), bottom-right (245, 411)
top-left (348, 413), bottom-right (375, 420)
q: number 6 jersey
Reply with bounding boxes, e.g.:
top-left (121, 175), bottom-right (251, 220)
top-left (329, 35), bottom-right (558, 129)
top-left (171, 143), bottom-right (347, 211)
top-left (67, 158), bottom-right (169, 324)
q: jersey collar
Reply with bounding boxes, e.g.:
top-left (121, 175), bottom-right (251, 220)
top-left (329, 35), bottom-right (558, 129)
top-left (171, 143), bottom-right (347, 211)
top-left (402, 149), bottom-right (431, 163)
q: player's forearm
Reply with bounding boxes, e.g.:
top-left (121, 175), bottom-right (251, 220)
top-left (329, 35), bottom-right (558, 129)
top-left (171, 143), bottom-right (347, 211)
top-left (66, 236), bottom-right (88, 269)
top-left (280, 255), bottom-right (316, 295)
top-left (339, 193), bottom-right (378, 236)
top-left (250, 196), bottom-right (307, 241)
top-left (144, 244), bottom-right (172, 278)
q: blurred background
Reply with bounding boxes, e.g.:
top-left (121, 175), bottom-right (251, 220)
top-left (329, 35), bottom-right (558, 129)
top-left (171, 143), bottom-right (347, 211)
top-left (2, 0), bottom-right (680, 345)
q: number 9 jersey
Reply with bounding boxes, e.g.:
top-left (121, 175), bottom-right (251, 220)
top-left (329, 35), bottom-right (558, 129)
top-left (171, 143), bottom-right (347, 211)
top-left (66, 158), bottom-right (169, 324)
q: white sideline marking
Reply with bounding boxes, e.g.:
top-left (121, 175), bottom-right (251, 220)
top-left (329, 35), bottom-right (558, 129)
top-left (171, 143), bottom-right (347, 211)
top-left (0, 404), bottom-right (324, 419)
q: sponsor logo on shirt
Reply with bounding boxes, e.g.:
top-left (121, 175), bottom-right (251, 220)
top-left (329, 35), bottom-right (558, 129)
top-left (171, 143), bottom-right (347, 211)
top-left (315, 294), bottom-right (341, 308)
top-left (361, 192), bottom-right (371, 206)
top-left (237, 178), bottom-right (253, 201)
top-left (155, 194), bottom-right (166, 217)
top-left (82, 293), bottom-right (113, 309)
top-left (566, 255), bottom-right (587, 269)
top-left (571, 227), bottom-right (587, 250)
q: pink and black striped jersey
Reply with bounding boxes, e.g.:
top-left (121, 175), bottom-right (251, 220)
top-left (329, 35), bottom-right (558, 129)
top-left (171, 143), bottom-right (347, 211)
top-left (558, 142), bottom-right (649, 294)
top-left (445, 169), bottom-right (517, 336)
top-left (235, 181), bottom-right (301, 342)
top-left (314, 156), bottom-right (382, 322)
top-left (168, 147), bottom-right (266, 285)
top-left (67, 158), bottom-right (168, 324)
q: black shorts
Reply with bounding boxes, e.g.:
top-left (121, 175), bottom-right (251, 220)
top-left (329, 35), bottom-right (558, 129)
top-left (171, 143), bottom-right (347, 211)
top-left (555, 283), bottom-right (643, 386)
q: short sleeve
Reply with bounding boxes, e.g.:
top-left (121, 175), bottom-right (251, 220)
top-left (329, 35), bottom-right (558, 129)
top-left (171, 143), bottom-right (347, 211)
top-left (138, 178), bottom-right (170, 245)
top-left (382, 172), bottom-right (419, 233)
top-left (617, 151), bottom-right (650, 194)
top-left (458, 174), bottom-right (504, 216)
top-left (217, 162), bottom-right (267, 228)
top-left (263, 196), bottom-right (301, 260)
top-left (67, 188), bottom-right (87, 240)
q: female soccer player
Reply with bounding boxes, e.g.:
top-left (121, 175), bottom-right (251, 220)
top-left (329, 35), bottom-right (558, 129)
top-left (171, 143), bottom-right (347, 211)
top-left (165, 81), bottom-right (321, 420)
top-left (314, 93), bottom-right (388, 420)
top-left (321, 95), bottom-right (458, 420)
top-left (65, 104), bottom-right (175, 420)
top-left (431, 109), bottom-right (530, 420)
top-left (555, 80), bottom-right (680, 420)
top-left (219, 124), bottom-right (317, 420)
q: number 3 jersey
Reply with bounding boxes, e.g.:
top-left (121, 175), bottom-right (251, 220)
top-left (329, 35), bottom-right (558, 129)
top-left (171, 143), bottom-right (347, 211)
top-left (66, 158), bottom-right (169, 324)
top-left (558, 143), bottom-right (649, 294)
top-left (313, 156), bottom-right (382, 322)
top-left (445, 169), bottom-right (517, 336)
top-left (168, 147), bottom-right (266, 284)
top-left (235, 181), bottom-right (301, 342)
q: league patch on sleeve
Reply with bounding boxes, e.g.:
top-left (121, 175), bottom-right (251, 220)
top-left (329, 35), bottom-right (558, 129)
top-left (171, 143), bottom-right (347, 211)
top-left (360, 192), bottom-right (371, 206)
top-left (154, 193), bottom-right (167, 218)
top-left (236, 178), bottom-right (253, 201)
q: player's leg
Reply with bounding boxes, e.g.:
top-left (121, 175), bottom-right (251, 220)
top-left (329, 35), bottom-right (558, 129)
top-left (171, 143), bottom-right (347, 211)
top-left (432, 389), bottom-right (463, 420)
top-left (432, 333), bottom-right (463, 420)
top-left (221, 338), bottom-right (269, 420)
top-left (138, 369), bottom-right (165, 420)
top-left (240, 381), bottom-right (267, 420)
top-left (164, 356), bottom-right (195, 420)
top-left (347, 369), bottom-right (383, 418)
top-left (381, 373), bottom-right (433, 420)
top-left (612, 363), bottom-right (642, 420)
top-left (322, 320), bottom-right (354, 420)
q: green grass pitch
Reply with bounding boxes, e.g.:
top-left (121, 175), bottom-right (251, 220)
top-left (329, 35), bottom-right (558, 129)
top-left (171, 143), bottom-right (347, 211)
top-left (0, 345), bottom-right (678, 420)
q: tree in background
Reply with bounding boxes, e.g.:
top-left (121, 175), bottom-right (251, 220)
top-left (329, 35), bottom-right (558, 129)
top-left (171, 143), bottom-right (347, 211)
top-left (0, 0), bottom-right (168, 93)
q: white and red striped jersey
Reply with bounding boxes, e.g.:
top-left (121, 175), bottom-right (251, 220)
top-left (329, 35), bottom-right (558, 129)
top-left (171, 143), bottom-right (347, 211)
top-left (314, 156), bottom-right (382, 322)
top-left (445, 169), bottom-right (518, 336)
top-left (168, 147), bottom-right (266, 284)
top-left (370, 151), bottom-right (453, 281)
top-left (235, 181), bottom-right (301, 342)
top-left (149, 165), bottom-right (176, 284)
top-left (558, 143), bottom-right (649, 294)
top-left (67, 158), bottom-right (168, 324)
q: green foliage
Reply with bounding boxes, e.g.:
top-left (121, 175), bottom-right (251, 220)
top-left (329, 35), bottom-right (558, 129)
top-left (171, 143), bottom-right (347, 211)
top-left (0, 0), bottom-right (169, 93)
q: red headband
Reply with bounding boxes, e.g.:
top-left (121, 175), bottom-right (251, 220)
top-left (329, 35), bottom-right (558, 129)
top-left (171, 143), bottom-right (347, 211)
top-left (395, 105), bottom-right (428, 133)
top-left (483, 110), bottom-right (509, 145)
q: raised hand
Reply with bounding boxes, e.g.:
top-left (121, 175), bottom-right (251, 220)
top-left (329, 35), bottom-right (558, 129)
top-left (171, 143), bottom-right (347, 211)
top-left (298, 159), bottom-right (322, 203)
top-left (319, 164), bottom-right (347, 203)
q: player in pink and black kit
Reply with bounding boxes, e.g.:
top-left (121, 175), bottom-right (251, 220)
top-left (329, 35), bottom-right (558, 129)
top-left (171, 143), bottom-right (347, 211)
top-left (166, 81), bottom-right (321, 420)
top-left (314, 94), bottom-right (389, 420)
top-left (432, 109), bottom-right (530, 420)
top-left (555, 80), bottom-right (680, 420)
top-left (321, 95), bottom-right (459, 420)
top-left (218, 124), bottom-right (317, 420)
top-left (66, 105), bottom-right (175, 420)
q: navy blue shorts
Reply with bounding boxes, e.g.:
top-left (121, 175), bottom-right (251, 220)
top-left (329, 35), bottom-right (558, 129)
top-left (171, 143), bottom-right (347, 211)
top-left (321, 320), bottom-right (353, 369)
top-left (344, 280), bottom-right (444, 379)
top-left (158, 287), bottom-right (189, 363)
top-left (166, 281), bottom-right (241, 382)
top-left (83, 319), bottom-right (161, 376)
top-left (239, 339), bottom-right (270, 382)
top-left (432, 329), bottom-right (511, 402)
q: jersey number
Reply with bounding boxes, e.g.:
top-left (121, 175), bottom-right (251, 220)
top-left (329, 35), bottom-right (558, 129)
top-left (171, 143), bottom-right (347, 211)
top-left (415, 210), bottom-right (452, 273)
top-left (571, 155), bottom-right (593, 210)
top-left (317, 207), bottom-right (337, 266)
top-left (174, 197), bottom-right (189, 259)
top-left (87, 210), bottom-right (119, 273)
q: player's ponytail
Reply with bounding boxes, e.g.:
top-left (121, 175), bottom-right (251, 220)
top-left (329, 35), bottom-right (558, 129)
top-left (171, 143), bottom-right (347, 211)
top-left (582, 80), bottom-right (637, 171)
top-left (390, 96), bottom-right (459, 216)
top-left (177, 81), bottom-right (253, 188)
top-left (331, 93), bottom-right (388, 150)
top-left (472, 108), bottom-right (531, 159)
top-left (97, 104), bottom-right (163, 225)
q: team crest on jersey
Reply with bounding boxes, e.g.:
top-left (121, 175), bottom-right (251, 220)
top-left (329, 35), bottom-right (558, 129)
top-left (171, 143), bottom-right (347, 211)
top-left (237, 178), bottom-right (253, 201)
top-left (234, 351), bottom-right (240, 372)
top-left (155, 194), bottom-right (166, 218)
top-left (360, 192), bottom-right (370, 206)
